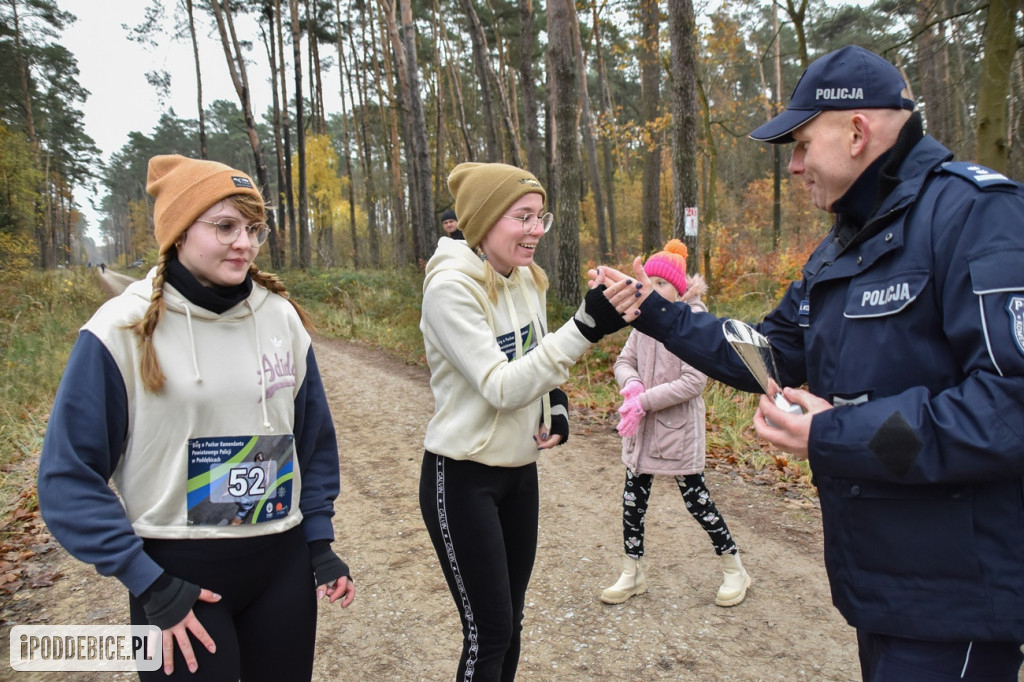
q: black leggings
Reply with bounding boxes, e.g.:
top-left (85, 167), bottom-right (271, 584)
top-left (622, 469), bottom-right (737, 558)
top-left (129, 525), bottom-right (316, 681)
top-left (419, 451), bottom-right (539, 682)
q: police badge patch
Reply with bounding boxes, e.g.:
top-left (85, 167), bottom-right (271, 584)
top-left (1008, 295), bottom-right (1024, 356)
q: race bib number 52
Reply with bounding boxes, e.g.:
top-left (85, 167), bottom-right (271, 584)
top-left (186, 435), bottom-right (295, 526)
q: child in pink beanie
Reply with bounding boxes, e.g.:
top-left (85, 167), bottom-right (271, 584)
top-left (601, 239), bottom-right (751, 607)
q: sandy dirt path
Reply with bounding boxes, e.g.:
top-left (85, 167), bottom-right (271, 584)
top-left (1, 268), bottom-right (866, 679)
top-left (1, 333), bottom-right (863, 681)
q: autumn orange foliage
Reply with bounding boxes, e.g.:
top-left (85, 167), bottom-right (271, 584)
top-left (707, 176), bottom-right (827, 306)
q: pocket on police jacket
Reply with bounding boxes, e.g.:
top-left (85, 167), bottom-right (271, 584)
top-left (839, 479), bottom-right (983, 590)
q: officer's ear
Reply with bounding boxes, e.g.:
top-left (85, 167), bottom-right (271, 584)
top-left (847, 113), bottom-right (871, 159)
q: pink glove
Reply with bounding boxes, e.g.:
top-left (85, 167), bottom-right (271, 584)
top-left (616, 384), bottom-right (646, 437)
top-left (620, 381), bottom-right (644, 402)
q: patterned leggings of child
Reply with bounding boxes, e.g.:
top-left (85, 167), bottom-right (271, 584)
top-left (621, 468), bottom-right (737, 558)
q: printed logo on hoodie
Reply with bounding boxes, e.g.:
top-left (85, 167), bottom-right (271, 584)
top-left (260, 351), bottom-right (296, 399)
top-left (496, 323), bottom-right (536, 360)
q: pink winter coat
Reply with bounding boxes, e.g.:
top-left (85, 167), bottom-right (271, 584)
top-left (613, 274), bottom-right (709, 476)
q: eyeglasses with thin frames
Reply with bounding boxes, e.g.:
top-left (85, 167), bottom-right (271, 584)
top-left (502, 212), bottom-right (554, 235)
top-left (194, 218), bottom-right (270, 246)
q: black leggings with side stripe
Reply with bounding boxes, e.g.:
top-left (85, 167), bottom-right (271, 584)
top-left (129, 525), bottom-right (316, 681)
top-left (419, 451), bottom-right (539, 682)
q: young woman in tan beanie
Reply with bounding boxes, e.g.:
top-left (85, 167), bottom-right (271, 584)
top-left (419, 162), bottom-right (629, 680)
top-left (38, 155), bottom-right (354, 680)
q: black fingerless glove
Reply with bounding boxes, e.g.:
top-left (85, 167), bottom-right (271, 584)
top-left (573, 285), bottom-right (628, 343)
top-left (309, 540), bottom-right (351, 588)
top-left (139, 573), bottom-right (201, 630)
top-left (546, 388), bottom-right (570, 446)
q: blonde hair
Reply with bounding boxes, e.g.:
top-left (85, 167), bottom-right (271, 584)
top-left (478, 250), bottom-right (549, 304)
top-left (130, 195), bottom-right (311, 393)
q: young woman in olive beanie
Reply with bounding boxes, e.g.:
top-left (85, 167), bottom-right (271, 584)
top-left (38, 154), bottom-right (354, 680)
top-left (419, 162), bottom-right (628, 681)
top-left (600, 240), bottom-right (751, 608)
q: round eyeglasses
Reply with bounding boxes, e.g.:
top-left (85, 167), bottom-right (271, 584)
top-left (502, 212), bottom-right (554, 235)
top-left (194, 218), bottom-right (270, 246)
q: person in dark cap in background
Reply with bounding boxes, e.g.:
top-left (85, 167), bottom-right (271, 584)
top-left (590, 45), bottom-right (1024, 680)
top-left (440, 207), bottom-right (463, 240)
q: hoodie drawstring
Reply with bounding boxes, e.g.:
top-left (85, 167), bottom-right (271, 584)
top-left (182, 304), bottom-right (202, 383)
top-left (247, 300), bottom-right (273, 431)
top-left (499, 272), bottom-right (552, 431)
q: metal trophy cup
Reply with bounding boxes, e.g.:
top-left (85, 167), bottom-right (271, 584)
top-left (722, 320), bottom-right (803, 417)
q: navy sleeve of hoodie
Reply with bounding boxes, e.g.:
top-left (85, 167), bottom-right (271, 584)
top-left (37, 330), bottom-right (164, 596)
top-left (293, 346), bottom-right (340, 543)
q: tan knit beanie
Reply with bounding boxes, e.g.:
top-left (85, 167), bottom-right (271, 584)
top-left (146, 154), bottom-right (264, 254)
top-left (447, 162), bottom-right (546, 249)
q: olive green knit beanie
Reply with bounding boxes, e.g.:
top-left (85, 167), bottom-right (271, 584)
top-left (446, 162), bottom-right (546, 249)
top-left (146, 154), bottom-right (264, 254)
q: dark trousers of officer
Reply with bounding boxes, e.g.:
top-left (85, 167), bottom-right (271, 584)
top-left (858, 630), bottom-right (1024, 681)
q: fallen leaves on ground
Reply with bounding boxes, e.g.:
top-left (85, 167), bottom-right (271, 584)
top-left (0, 486), bottom-right (58, 598)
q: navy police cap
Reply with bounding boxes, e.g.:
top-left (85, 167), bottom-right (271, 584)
top-left (750, 45), bottom-right (916, 144)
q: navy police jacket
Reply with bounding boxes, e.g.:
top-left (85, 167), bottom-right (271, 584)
top-left (633, 135), bottom-right (1024, 642)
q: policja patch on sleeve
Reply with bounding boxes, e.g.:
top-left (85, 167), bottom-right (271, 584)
top-left (1008, 295), bottom-right (1024, 357)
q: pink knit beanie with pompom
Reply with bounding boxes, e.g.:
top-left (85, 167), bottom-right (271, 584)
top-left (643, 239), bottom-right (688, 296)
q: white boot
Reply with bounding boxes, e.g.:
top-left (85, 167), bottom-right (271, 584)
top-left (715, 551), bottom-right (751, 606)
top-left (600, 556), bottom-right (647, 604)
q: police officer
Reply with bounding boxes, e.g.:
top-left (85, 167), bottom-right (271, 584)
top-left (591, 45), bottom-right (1024, 680)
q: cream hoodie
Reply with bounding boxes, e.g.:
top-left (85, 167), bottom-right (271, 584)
top-left (420, 238), bottom-right (592, 467)
top-left (83, 272), bottom-right (309, 540)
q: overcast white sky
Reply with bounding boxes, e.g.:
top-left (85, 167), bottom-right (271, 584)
top-left (58, 1), bottom-right (310, 235)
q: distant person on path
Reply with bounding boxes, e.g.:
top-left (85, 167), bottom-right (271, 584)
top-left (419, 162), bottom-right (626, 681)
top-left (440, 207), bottom-right (463, 240)
top-left (600, 240), bottom-right (750, 607)
top-left (591, 46), bottom-right (1024, 680)
top-left (38, 154), bottom-right (354, 680)
top-left (99, 262), bottom-right (106, 273)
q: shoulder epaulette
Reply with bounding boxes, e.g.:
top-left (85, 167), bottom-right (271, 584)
top-left (939, 161), bottom-right (1019, 189)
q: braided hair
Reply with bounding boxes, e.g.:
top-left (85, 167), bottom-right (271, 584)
top-left (130, 194), bottom-right (311, 393)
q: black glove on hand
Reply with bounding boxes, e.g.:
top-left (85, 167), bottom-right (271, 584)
top-left (309, 540), bottom-right (351, 588)
top-left (547, 388), bottom-right (570, 446)
top-left (573, 285), bottom-right (628, 343)
top-left (139, 572), bottom-right (201, 630)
